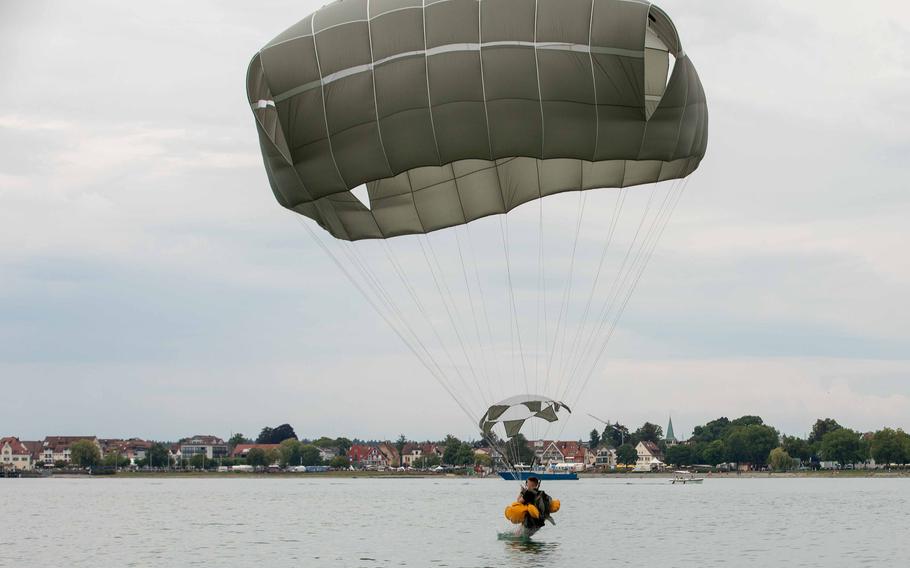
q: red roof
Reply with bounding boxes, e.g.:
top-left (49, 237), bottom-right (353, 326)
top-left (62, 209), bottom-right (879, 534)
top-left (42, 436), bottom-right (97, 452)
top-left (348, 444), bottom-right (385, 462)
top-left (0, 437), bottom-right (30, 455)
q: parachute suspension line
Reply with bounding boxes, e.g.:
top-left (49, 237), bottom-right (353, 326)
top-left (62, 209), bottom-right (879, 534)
top-left (338, 238), bottom-right (486, 413)
top-left (295, 218), bottom-right (476, 425)
top-left (568, 178), bottom-right (689, 408)
top-left (453, 228), bottom-right (496, 406)
top-left (499, 215), bottom-right (530, 401)
top-left (542, 190), bottom-right (587, 399)
top-left (465, 223), bottom-right (503, 402)
top-left (559, 180), bottom-right (663, 393)
top-left (416, 234), bottom-right (490, 410)
top-left (558, 186), bottom-right (627, 383)
top-left (559, 177), bottom-right (687, 409)
top-left (378, 240), bottom-right (491, 410)
top-left (535, 193), bottom-right (548, 400)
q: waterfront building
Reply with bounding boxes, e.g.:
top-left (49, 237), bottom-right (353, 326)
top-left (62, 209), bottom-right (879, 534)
top-left (634, 441), bottom-right (665, 472)
top-left (348, 444), bottom-right (388, 469)
top-left (0, 437), bottom-right (33, 470)
top-left (595, 447), bottom-right (617, 469)
top-left (100, 438), bottom-right (152, 465)
top-left (40, 436), bottom-right (103, 466)
top-left (529, 440), bottom-right (594, 469)
top-left (400, 443), bottom-right (442, 467)
top-left (179, 435), bottom-right (229, 459)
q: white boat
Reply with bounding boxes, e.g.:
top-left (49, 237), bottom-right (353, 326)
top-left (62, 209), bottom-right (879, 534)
top-left (670, 470), bottom-right (705, 484)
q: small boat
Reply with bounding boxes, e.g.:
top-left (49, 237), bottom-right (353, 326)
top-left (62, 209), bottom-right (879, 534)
top-left (498, 470), bottom-right (578, 481)
top-left (670, 470), bottom-right (704, 484)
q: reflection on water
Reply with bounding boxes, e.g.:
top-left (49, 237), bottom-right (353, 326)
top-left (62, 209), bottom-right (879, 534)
top-left (1, 477), bottom-right (909, 567)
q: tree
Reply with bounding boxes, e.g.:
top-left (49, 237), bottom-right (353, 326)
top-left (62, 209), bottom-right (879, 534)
top-left (617, 443), bottom-right (637, 467)
top-left (103, 451), bottom-right (130, 468)
top-left (870, 429), bottom-right (910, 466)
top-left (725, 424), bottom-right (779, 467)
top-left (474, 453), bottom-right (492, 467)
top-left (442, 435), bottom-right (462, 465)
top-left (731, 415), bottom-right (764, 427)
top-left (588, 429), bottom-right (601, 449)
top-left (257, 424), bottom-right (298, 444)
top-left (69, 440), bottom-right (101, 468)
top-left (631, 423), bottom-right (663, 445)
top-left (453, 443), bottom-right (475, 466)
top-left (395, 435), bottom-right (408, 466)
top-left (335, 437), bottom-right (352, 456)
top-left (300, 444), bottom-right (322, 466)
top-left (603, 423), bottom-right (629, 448)
top-left (819, 428), bottom-right (862, 467)
top-left (329, 455), bottom-right (350, 469)
top-left (781, 435), bottom-right (811, 463)
top-left (147, 443), bottom-right (170, 469)
top-left (702, 440), bottom-right (726, 466)
top-left (809, 418), bottom-right (842, 444)
top-left (690, 417), bottom-right (731, 444)
top-left (279, 439), bottom-right (302, 467)
top-left (769, 447), bottom-right (795, 471)
top-left (228, 433), bottom-right (249, 451)
top-left (247, 447), bottom-right (268, 468)
top-left (665, 444), bottom-right (694, 467)
top-left (414, 453), bottom-right (441, 469)
top-left (190, 453), bottom-right (206, 469)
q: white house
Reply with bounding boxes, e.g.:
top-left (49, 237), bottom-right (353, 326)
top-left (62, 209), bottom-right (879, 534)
top-left (634, 441), bottom-right (664, 472)
top-left (595, 447), bottom-right (617, 469)
top-left (1, 437), bottom-right (33, 471)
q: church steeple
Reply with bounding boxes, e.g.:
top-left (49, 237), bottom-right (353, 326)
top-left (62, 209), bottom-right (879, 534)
top-left (665, 416), bottom-right (678, 445)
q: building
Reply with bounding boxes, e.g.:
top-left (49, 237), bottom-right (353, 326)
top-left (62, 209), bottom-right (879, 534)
top-left (317, 446), bottom-right (338, 462)
top-left (665, 416), bottom-right (678, 447)
top-left (635, 441), bottom-right (664, 472)
top-left (530, 440), bottom-right (594, 469)
top-left (348, 445), bottom-right (389, 469)
top-left (377, 442), bottom-right (400, 467)
top-left (595, 447), bottom-right (617, 469)
top-left (179, 435), bottom-right (229, 460)
top-left (400, 443), bottom-right (442, 467)
top-left (230, 443), bottom-right (281, 458)
top-left (1, 437), bottom-right (33, 470)
top-left (100, 438), bottom-right (152, 465)
top-left (40, 436), bottom-right (102, 465)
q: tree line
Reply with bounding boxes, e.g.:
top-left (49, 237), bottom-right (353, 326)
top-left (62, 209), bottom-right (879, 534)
top-left (588, 416), bottom-right (910, 470)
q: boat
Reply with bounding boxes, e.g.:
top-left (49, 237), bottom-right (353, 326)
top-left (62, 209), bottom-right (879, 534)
top-left (498, 470), bottom-right (578, 481)
top-left (670, 470), bottom-right (704, 484)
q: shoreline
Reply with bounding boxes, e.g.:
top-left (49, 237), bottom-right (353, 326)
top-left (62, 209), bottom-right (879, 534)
top-left (10, 470), bottom-right (908, 479)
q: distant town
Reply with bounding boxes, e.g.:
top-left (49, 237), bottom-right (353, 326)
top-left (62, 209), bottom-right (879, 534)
top-left (3, 415), bottom-right (909, 477)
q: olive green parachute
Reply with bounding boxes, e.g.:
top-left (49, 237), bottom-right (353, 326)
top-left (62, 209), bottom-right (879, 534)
top-left (247, 0), bottom-right (708, 241)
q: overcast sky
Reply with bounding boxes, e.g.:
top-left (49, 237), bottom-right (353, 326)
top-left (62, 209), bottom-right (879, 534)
top-left (2, 1), bottom-right (908, 443)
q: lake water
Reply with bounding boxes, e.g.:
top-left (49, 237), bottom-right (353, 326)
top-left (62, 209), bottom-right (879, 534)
top-left (2, 476), bottom-right (908, 567)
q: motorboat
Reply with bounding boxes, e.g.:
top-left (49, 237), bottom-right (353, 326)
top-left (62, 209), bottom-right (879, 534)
top-left (670, 470), bottom-right (705, 484)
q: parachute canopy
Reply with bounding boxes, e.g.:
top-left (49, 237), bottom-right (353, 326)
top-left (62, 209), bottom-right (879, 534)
top-left (480, 395), bottom-right (571, 440)
top-left (247, 0), bottom-right (708, 241)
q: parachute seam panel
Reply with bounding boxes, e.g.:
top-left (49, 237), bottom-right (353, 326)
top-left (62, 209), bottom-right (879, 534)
top-left (588, 0), bottom-right (599, 161)
top-left (534, 0), bottom-right (545, 158)
top-left (422, 0), bottom-right (443, 164)
top-left (478, 0), bottom-right (494, 160)
top-left (310, 12), bottom-right (348, 189)
top-left (367, 0), bottom-right (395, 178)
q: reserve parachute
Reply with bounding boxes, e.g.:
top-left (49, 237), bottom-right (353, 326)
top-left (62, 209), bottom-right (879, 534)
top-left (247, 0), bottom-right (707, 461)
